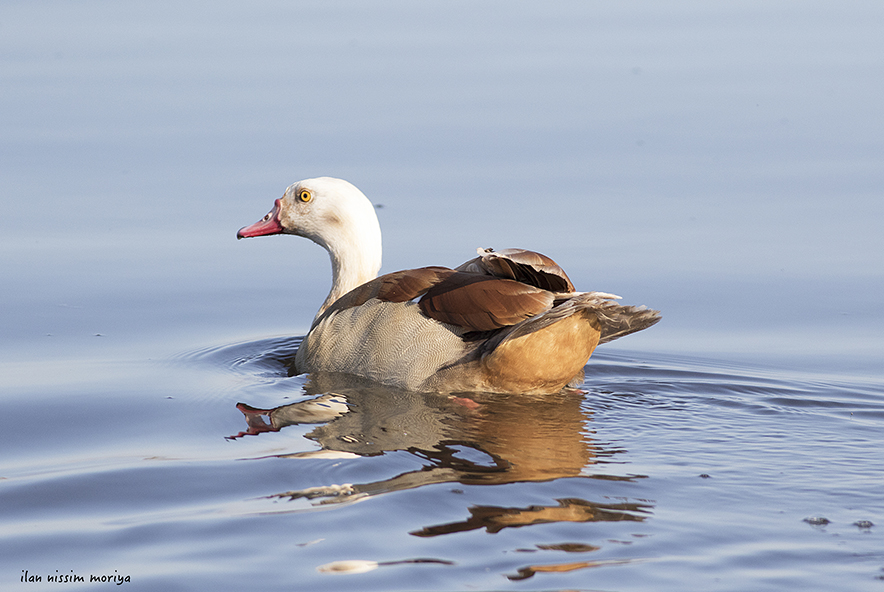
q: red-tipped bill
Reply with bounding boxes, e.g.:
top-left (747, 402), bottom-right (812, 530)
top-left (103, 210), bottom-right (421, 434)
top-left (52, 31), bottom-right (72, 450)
top-left (237, 199), bottom-right (284, 239)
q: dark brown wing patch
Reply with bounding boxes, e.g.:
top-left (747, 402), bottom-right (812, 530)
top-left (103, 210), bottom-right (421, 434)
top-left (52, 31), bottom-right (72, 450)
top-left (373, 267), bottom-right (455, 303)
top-left (419, 273), bottom-right (555, 331)
top-left (455, 248), bottom-right (575, 293)
top-left (319, 266), bottom-right (453, 320)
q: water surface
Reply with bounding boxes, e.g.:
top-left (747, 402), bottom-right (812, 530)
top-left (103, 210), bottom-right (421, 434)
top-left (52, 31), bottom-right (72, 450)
top-left (2, 1), bottom-right (883, 590)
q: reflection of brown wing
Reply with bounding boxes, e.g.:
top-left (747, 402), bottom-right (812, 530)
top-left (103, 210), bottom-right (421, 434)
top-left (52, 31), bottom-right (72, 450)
top-left (411, 498), bottom-right (652, 537)
top-left (506, 558), bottom-right (635, 581)
top-left (456, 248), bottom-right (576, 293)
top-left (419, 273), bottom-right (554, 331)
top-left (247, 387), bottom-right (610, 505)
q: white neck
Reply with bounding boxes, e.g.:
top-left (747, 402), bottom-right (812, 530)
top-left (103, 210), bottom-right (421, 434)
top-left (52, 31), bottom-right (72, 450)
top-left (279, 177), bottom-right (383, 323)
top-left (302, 182), bottom-right (382, 320)
top-left (319, 233), bottom-right (381, 318)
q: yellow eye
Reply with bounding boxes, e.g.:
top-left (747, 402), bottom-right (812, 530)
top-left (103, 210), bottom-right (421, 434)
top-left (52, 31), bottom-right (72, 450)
top-left (298, 189), bottom-right (312, 203)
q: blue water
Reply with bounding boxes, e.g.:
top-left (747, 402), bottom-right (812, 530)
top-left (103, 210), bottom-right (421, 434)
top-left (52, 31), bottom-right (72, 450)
top-left (2, 1), bottom-right (883, 590)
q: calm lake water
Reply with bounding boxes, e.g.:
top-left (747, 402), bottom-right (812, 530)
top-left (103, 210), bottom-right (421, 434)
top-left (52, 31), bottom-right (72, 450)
top-left (2, 1), bottom-right (883, 590)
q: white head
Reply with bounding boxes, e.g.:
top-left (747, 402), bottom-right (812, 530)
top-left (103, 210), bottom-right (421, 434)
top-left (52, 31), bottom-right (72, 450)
top-left (238, 177), bottom-right (383, 315)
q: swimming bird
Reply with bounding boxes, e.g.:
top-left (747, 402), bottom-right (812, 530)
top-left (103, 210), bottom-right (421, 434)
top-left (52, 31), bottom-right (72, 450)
top-left (237, 177), bottom-right (660, 394)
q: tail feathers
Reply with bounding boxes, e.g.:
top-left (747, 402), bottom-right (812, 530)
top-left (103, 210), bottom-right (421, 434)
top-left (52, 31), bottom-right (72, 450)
top-left (595, 303), bottom-right (661, 344)
top-left (477, 292), bottom-right (660, 355)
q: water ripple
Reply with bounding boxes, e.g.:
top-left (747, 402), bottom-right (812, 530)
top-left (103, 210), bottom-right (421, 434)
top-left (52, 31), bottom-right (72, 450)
top-left (587, 351), bottom-right (884, 422)
top-left (176, 335), bottom-right (303, 377)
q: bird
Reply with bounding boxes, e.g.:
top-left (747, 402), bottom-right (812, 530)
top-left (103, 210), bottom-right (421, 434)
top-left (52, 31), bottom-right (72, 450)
top-left (237, 177), bottom-right (660, 394)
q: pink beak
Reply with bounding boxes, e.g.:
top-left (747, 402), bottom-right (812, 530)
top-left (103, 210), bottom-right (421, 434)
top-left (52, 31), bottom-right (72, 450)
top-left (237, 199), bottom-right (284, 239)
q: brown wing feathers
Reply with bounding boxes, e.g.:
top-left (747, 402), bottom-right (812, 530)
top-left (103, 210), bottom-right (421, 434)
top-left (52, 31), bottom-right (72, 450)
top-left (320, 249), bottom-right (655, 339)
top-left (372, 267), bottom-right (454, 303)
top-left (318, 265), bottom-right (556, 333)
top-left (315, 266), bottom-right (453, 325)
top-left (419, 273), bottom-right (554, 331)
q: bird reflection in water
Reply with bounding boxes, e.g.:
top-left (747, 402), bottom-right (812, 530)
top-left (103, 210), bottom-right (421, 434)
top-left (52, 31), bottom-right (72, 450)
top-left (230, 372), bottom-right (652, 541)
